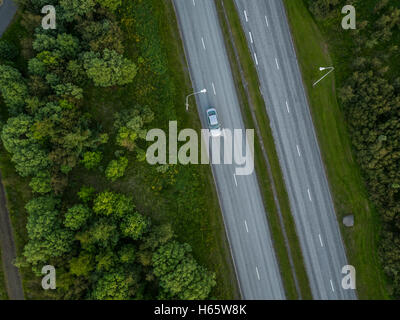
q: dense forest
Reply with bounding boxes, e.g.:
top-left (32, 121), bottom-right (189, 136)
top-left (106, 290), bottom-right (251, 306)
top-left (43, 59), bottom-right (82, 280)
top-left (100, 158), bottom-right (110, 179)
top-left (0, 0), bottom-right (217, 299)
top-left (306, 0), bottom-right (400, 297)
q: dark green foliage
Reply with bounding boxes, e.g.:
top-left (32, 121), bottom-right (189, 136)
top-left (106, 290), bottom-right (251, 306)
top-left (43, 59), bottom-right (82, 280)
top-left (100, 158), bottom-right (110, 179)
top-left (64, 204), bottom-right (92, 230)
top-left (105, 156), bottom-right (128, 181)
top-left (83, 49), bottom-right (137, 87)
top-left (0, 65), bottom-right (28, 114)
top-left (2, 0), bottom-right (217, 301)
top-left (153, 241), bottom-right (216, 300)
top-left (23, 196), bottom-right (74, 266)
top-left (81, 151), bottom-right (102, 170)
top-left (29, 171), bottom-right (52, 194)
top-left (0, 40), bottom-right (18, 61)
top-left (114, 106), bottom-right (154, 152)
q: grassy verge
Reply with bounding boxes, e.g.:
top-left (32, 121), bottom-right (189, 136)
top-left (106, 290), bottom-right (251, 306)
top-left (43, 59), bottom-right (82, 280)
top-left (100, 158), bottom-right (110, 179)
top-left (283, 0), bottom-right (389, 299)
top-left (0, 249), bottom-right (8, 300)
top-left (215, 0), bottom-right (312, 299)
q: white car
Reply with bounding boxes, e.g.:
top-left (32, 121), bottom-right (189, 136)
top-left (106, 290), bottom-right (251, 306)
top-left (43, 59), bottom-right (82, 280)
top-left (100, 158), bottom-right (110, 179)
top-left (206, 108), bottom-right (222, 137)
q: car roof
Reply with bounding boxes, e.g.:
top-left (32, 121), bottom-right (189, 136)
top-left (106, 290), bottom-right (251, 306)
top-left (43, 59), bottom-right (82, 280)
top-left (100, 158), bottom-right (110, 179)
top-left (209, 114), bottom-right (218, 126)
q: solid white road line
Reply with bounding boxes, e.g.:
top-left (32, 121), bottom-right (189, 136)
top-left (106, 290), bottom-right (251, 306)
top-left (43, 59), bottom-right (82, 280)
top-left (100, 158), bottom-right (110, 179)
top-left (256, 267), bottom-right (260, 281)
top-left (245, 220), bottom-right (249, 233)
top-left (233, 173), bottom-right (238, 187)
top-left (201, 37), bottom-right (206, 50)
top-left (212, 82), bottom-right (216, 95)
top-left (286, 100), bottom-right (290, 113)
top-left (275, 58), bottom-right (280, 70)
top-left (330, 280), bottom-right (335, 292)
top-left (254, 52), bottom-right (259, 65)
top-left (265, 15), bottom-right (269, 27)
top-left (244, 10), bottom-right (248, 22)
top-left (249, 31), bottom-right (253, 44)
top-left (319, 234), bottom-right (324, 247)
top-left (296, 145), bottom-right (301, 157)
top-left (307, 189), bottom-right (312, 202)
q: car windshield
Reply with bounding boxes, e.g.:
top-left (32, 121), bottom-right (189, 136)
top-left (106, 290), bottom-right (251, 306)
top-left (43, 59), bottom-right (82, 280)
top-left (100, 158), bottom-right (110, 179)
top-left (208, 111), bottom-right (220, 129)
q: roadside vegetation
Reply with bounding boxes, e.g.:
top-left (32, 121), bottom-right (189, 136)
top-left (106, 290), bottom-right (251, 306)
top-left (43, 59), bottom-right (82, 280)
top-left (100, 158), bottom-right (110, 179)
top-left (0, 0), bottom-right (238, 299)
top-left (215, 0), bottom-right (312, 299)
top-left (0, 250), bottom-right (8, 299)
top-left (284, 0), bottom-right (396, 299)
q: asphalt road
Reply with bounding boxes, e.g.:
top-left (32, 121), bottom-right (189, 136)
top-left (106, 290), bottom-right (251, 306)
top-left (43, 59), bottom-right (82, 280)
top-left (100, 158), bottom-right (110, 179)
top-left (234, 0), bottom-right (357, 300)
top-left (173, 0), bottom-right (285, 299)
top-left (0, 0), bottom-right (24, 300)
top-left (0, 0), bottom-right (17, 36)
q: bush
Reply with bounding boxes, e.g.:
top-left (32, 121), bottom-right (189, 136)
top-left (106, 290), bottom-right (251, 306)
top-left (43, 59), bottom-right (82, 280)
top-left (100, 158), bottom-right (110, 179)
top-left (0, 40), bottom-right (18, 61)
top-left (105, 156), bottom-right (128, 182)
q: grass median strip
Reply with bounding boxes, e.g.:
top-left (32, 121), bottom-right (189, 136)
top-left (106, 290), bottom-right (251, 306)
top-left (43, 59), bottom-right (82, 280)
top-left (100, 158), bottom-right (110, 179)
top-left (216, 0), bottom-right (312, 300)
top-left (283, 0), bottom-right (389, 299)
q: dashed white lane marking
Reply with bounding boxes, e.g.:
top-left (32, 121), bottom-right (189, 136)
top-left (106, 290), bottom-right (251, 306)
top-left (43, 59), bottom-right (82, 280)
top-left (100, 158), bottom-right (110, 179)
top-left (265, 15), bottom-right (269, 27)
top-left (201, 37), bottom-right (206, 50)
top-left (275, 57), bottom-right (280, 70)
top-left (249, 31), bottom-right (253, 44)
top-left (192, 0), bottom-right (195, 6)
top-left (254, 52), bottom-right (259, 65)
top-left (256, 267), bottom-right (260, 281)
top-left (307, 189), bottom-right (312, 202)
top-left (212, 82), bottom-right (216, 95)
top-left (244, 10), bottom-right (248, 22)
top-left (319, 234), bottom-right (324, 247)
top-left (245, 220), bottom-right (249, 233)
top-left (296, 145), bottom-right (301, 157)
top-left (330, 280), bottom-right (335, 292)
top-left (233, 173), bottom-right (238, 187)
top-left (286, 100), bottom-right (290, 113)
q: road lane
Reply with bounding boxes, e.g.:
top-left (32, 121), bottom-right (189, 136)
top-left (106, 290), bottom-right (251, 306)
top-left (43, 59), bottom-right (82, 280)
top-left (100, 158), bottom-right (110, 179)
top-left (234, 0), bottom-right (357, 300)
top-left (173, 0), bottom-right (285, 299)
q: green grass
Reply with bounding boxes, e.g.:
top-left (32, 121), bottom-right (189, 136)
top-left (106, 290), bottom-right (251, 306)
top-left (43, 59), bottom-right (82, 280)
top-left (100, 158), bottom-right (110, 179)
top-left (283, 0), bottom-right (390, 299)
top-left (0, 248), bottom-right (8, 300)
top-left (215, 0), bottom-right (312, 299)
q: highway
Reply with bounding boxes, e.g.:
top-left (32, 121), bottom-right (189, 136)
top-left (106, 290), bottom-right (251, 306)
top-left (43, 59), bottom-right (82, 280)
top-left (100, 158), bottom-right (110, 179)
top-left (234, 0), bottom-right (357, 299)
top-left (0, 0), bottom-right (24, 300)
top-left (0, 0), bottom-right (17, 36)
top-left (173, 0), bottom-right (285, 299)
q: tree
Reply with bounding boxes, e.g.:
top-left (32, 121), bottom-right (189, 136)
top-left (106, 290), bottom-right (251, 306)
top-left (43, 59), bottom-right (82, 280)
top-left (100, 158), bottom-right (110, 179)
top-left (0, 65), bottom-right (28, 114)
top-left (29, 171), bottom-right (52, 194)
top-left (120, 212), bottom-right (149, 240)
top-left (81, 151), bottom-right (102, 170)
top-left (0, 40), bottom-right (18, 61)
top-left (77, 186), bottom-right (96, 203)
top-left (1, 115), bottom-right (50, 177)
top-left (97, 0), bottom-right (122, 12)
top-left (83, 49), bottom-right (137, 87)
top-left (64, 204), bottom-right (92, 230)
top-left (114, 107), bottom-right (154, 151)
top-left (91, 270), bottom-right (132, 300)
top-left (23, 196), bottom-right (74, 265)
top-left (93, 191), bottom-right (133, 217)
top-left (105, 156), bottom-right (128, 182)
top-left (153, 241), bottom-right (216, 300)
top-left (60, 0), bottom-right (96, 22)
top-left (70, 253), bottom-right (94, 277)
